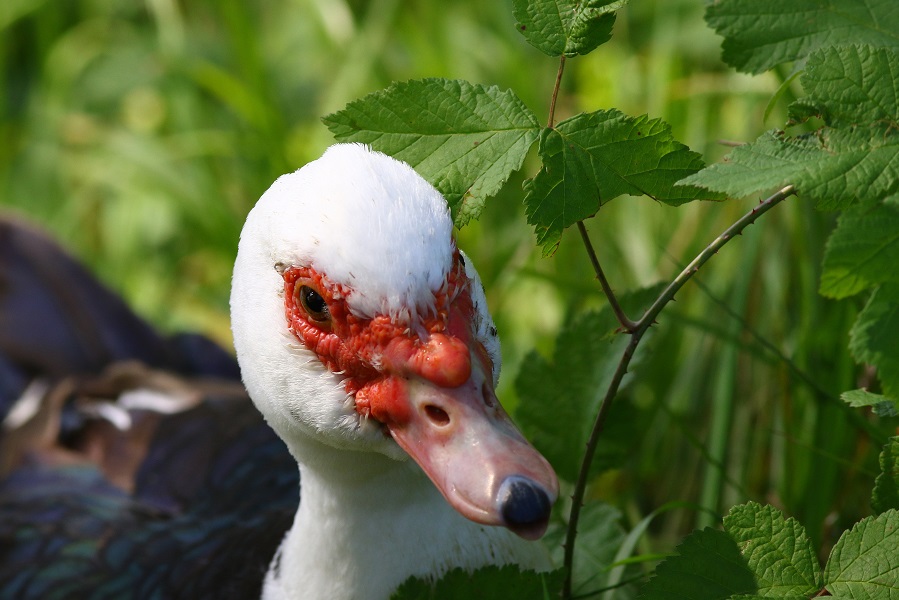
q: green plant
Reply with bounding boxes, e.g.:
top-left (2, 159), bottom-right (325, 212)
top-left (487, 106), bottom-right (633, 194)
top-left (2, 0), bottom-right (896, 598)
top-left (321, 0), bottom-right (899, 598)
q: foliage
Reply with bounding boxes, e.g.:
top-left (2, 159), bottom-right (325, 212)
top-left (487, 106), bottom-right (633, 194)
top-left (512, 0), bottom-right (623, 57)
top-left (392, 565), bottom-right (564, 599)
top-left (327, 0), bottom-right (899, 596)
top-left (704, 0), bottom-right (899, 75)
top-left (323, 78), bottom-right (539, 226)
top-left (685, 10), bottom-right (899, 405)
top-left (514, 286), bottom-right (663, 482)
top-left (523, 110), bottom-right (722, 254)
top-left (3, 0), bottom-right (899, 599)
top-left (872, 438), bottom-right (899, 514)
top-left (642, 503), bottom-right (899, 600)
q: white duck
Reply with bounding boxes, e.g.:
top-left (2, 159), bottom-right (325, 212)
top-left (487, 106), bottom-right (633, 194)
top-left (230, 143), bottom-right (559, 599)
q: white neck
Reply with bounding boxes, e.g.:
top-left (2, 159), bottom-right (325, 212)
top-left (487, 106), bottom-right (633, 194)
top-left (261, 438), bottom-right (550, 600)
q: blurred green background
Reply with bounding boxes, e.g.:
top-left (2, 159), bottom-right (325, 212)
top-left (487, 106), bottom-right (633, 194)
top-left (1, 0), bottom-right (888, 562)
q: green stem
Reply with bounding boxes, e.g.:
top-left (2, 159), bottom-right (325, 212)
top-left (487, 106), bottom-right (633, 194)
top-left (548, 55), bottom-right (566, 128)
top-left (561, 185), bottom-right (796, 598)
top-left (577, 221), bottom-right (637, 332)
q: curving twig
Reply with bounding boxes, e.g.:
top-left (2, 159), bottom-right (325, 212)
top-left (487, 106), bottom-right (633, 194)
top-left (561, 185), bottom-right (796, 598)
top-left (577, 221), bottom-right (638, 332)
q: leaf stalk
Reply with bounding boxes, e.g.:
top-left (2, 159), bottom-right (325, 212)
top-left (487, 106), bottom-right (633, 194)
top-left (577, 221), bottom-right (638, 332)
top-left (548, 56), bottom-right (566, 128)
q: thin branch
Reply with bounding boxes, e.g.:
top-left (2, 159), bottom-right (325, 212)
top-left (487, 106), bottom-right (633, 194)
top-left (577, 221), bottom-right (638, 332)
top-left (561, 185), bottom-right (796, 599)
top-left (561, 335), bottom-right (639, 599)
top-left (548, 56), bottom-right (566, 128)
top-left (634, 186), bottom-right (795, 334)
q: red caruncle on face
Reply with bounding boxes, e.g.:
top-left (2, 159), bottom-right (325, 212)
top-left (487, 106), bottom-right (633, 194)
top-left (281, 252), bottom-right (480, 420)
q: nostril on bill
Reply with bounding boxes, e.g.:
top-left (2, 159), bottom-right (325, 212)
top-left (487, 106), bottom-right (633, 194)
top-left (424, 404), bottom-right (450, 426)
top-left (481, 381), bottom-right (495, 409)
top-left (498, 476), bottom-right (552, 540)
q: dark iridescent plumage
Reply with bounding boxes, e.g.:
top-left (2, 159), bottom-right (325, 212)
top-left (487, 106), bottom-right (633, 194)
top-left (0, 217), bottom-right (299, 599)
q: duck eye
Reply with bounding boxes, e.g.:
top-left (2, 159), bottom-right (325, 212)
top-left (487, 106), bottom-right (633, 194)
top-left (298, 285), bottom-right (330, 323)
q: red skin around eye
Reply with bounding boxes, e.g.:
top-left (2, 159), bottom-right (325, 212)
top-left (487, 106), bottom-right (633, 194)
top-left (282, 253), bottom-right (476, 406)
top-left (282, 259), bottom-right (560, 539)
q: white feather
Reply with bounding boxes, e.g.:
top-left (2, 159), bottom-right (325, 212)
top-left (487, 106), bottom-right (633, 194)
top-left (230, 144), bottom-right (547, 600)
top-left (248, 143), bottom-right (453, 321)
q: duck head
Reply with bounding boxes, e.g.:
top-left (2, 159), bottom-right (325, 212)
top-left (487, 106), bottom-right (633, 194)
top-left (230, 143), bottom-right (558, 539)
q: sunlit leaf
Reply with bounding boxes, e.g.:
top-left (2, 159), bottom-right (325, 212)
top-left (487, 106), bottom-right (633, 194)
top-left (840, 389), bottom-right (899, 418)
top-left (705, 0), bottom-right (899, 74)
top-left (823, 510), bottom-right (899, 598)
top-left (524, 110), bottom-right (721, 255)
top-left (323, 78), bottom-right (540, 226)
top-left (723, 502), bottom-right (822, 597)
top-left (641, 503), bottom-right (828, 600)
top-left (512, 0), bottom-right (626, 57)
top-left (682, 127), bottom-right (899, 210)
top-left (795, 45), bottom-right (899, 127)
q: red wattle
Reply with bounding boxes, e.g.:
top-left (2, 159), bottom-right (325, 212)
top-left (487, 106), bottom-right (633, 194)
top-left (355, 377), bottom-right (411, 426)
top-left (382, 333), bottom-right (471, 389)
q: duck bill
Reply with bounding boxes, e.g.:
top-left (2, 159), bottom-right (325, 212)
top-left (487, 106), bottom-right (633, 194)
top-left (360, 351), bottom-right (559, 540)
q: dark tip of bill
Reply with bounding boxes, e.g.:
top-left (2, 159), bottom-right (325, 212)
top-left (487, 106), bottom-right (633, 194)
top-left (498, 476), bottom-right (552, 540)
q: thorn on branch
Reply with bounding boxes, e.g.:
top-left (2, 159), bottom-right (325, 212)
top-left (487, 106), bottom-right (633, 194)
top-left (562, 184), bottom-right (795, 600)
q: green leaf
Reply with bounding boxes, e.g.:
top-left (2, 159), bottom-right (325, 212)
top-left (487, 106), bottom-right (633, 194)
top-left (797, 45), bottom-right (899, 127)
top-left (873, 438), bottom-right (899, 515)
top-left (638, 527), bottom-right (757, 600)
top-left (726, 596), bottom-right (812, 600)
top-left (840, 389), bottom-right (899, 418)
top-left (723, 502), bottom-right (822, 597)
top-left (849, 283), bottom-right (899, 399)
top-left (523, 110), bottom-right (722, 255)
top-left (726, 596), bottom-right (809, 600)
top-left (322, 78), bottom-right (540, 226)
top-left (823, 510), bottom-right (899, 598)
top-left (820, 202), bottom-right (899, 299)
top-left (641, 503), bottom-right (830, 600)
top-left (569, 502), bottom-right (627, 594)
top-left (682, 127), bottom-right (899, 210)
top-left (514, 285), bottom-right (661, 482)
top-left (512, 0), bottom-right (626, 57)
top-left (514, 310), bottom-right (634, 483)
top-left (391, 565), bottom-right (564, 599)
top-left (705, 0), bottom-right (899, 75)
top-left (689, 45), bottom-right (899, 206)
top-left (543, 501), bottom-right (634, 595)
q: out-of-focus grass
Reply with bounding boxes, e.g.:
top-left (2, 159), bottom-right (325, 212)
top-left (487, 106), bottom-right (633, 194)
top-left (2, 0), bottom-right (890, 564)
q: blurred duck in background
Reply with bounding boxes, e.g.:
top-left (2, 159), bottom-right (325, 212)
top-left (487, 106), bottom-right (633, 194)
top-left (0, 144), bottom-right (557, 599)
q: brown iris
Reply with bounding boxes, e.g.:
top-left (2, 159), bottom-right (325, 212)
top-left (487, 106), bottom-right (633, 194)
top-left (297, 284), bottom-right (331, 324)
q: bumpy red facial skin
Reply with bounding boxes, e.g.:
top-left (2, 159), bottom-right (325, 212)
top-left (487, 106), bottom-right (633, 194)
top-left (283, 255), bottom-right (559, 538)
top-left (282, 252), bottom-right (480, 425)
